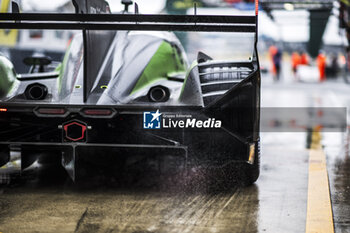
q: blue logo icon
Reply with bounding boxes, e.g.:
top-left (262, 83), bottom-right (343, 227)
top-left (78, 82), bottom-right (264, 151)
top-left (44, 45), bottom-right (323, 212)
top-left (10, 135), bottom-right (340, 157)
top-left (143, 110), bottom-right (162, 129)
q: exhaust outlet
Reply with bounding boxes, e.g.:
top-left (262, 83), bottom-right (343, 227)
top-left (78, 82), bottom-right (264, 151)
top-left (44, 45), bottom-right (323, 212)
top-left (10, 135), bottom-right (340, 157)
top-left (148, 86), bottom-right (170, 102)
top-left (25, 83), bottom-right (48, 100)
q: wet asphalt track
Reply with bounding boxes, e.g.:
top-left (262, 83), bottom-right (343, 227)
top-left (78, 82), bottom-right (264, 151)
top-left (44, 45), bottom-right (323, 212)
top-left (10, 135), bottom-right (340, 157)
top-left (0, 77), bottom-right (350, 233)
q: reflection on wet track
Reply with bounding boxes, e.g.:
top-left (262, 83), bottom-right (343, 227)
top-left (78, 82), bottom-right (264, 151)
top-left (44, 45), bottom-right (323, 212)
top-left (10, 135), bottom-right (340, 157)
top-left (0, 141), bottom-right (307, 233)
top-left (0, 81), bottom-right (350, 233)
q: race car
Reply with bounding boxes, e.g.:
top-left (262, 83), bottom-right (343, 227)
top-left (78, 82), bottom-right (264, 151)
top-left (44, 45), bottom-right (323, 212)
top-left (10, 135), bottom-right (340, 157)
top-left (0, 0), bottom-right (261, 185)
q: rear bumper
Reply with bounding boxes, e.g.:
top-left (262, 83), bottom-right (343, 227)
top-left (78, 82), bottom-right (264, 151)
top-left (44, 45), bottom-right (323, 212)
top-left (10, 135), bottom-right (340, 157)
top-left (0, 142), bottom-right (188, 181)
top-left (0, 139), bottom-right (258, 165)
top-left (0, 141), bottom-right (255, 180)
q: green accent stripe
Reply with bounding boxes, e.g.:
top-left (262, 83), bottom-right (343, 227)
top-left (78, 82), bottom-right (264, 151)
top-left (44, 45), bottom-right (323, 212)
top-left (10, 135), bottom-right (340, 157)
top-left (131, 41), bottom-right (186, 95)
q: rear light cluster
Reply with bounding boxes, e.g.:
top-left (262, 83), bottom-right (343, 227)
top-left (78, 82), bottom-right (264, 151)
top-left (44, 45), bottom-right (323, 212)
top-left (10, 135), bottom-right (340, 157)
top-left (37, 108), bottom-right (66, 115)
top-left (0, 108), bottom-right (7, 112)
top-left (83, 109), bottom-right (113, 116)
top-left (35, 107), bottom-right (114, 117)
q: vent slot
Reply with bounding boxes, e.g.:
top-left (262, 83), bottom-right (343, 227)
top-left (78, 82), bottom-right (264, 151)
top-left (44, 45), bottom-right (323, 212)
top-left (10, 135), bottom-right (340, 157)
top-left (198, 62), bottom-right (253, 106)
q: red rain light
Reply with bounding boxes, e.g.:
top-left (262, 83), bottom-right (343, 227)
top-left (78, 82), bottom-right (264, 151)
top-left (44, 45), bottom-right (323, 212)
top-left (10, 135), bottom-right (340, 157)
top-left (63, 121), bottom-right (87, 142)
top-left (83, 109), bottom-right (112, 116)
top-left (38, 108), bottom-right (66, 115)
top-left (0, 108), bottom-right (7, 112)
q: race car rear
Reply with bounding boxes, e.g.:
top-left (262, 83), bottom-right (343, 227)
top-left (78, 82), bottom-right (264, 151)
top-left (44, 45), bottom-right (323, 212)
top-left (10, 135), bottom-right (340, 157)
top-left (0, 0), bottom-right (261, 184)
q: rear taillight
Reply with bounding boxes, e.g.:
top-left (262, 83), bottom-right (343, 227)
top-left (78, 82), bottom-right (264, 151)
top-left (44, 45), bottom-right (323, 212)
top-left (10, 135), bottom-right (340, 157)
top-left (37, 108), bottom-right (66, 115)
top-left (0, 108), bottom-right (7, 112)
top-left (83, 109), bottom-right (113, 116)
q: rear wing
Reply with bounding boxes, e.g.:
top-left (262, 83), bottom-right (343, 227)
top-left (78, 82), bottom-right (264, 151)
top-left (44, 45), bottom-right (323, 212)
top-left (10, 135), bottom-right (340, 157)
top-left (0, 0), bottom-right (259, 102)
top-left (0, 13), bottom-right (258, 33)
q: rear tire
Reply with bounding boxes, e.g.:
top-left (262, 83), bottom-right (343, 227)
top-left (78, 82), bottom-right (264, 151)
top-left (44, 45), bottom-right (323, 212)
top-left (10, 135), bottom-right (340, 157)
top-left (241, 150), bottom-right (260, 186)
top-left (224, 141), bottom-right (260, 187)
